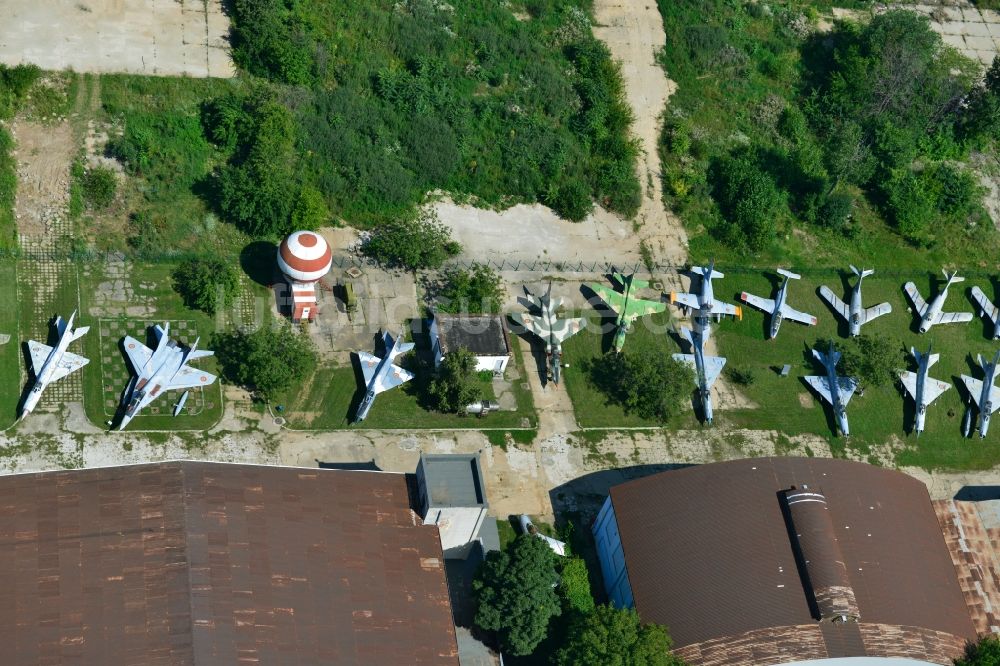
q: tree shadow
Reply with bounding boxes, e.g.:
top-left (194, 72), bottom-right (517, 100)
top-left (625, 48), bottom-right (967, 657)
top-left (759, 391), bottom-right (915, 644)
top-left (240, 240), bottom-right (280, 286)
top-left (579, 283), bottom-right (619, 355)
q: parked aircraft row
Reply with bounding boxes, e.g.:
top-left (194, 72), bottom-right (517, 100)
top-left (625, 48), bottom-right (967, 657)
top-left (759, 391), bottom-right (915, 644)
top-left (19, 314), bottom-right (216, 430)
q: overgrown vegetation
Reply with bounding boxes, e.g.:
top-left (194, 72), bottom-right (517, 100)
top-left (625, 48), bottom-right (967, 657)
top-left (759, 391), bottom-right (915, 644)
top-left (818, 334), bottom-right (902, 389)
top-left (361, 211), bottom-right (460, 269)
top-left (436, 263), bottom-right (504, 313)
top-left (588, 350), bottom-right (693, 423)
top-left (658, 4), bottom-right (1000, 264)
top-left (955, 635), bottom-right (1000, 666)
top-left (554, 605), bottom-right (682, 666)
top-left (227, 0), bottom-right (640, 225)
top-left (428, 347), bottom-right (483, 413)
top-left (0, 64), bottom-right (43, 252)
top-left (172, 256), bottom-right (240, 315)
top-left (473, 533), bottom-right (562, 656)
top-left (213, 323), bottom-right (316, 401)
top-left (80, 166), bottom-right (117, 210)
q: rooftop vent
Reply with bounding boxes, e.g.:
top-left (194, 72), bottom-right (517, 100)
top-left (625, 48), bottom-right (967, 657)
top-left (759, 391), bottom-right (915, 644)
top-left (783, 485), bottom-right (860, 623)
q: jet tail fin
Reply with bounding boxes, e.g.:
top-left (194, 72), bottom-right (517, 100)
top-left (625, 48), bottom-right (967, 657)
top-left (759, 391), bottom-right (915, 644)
top-left (777, 268), bottom-right (801, 281)
top-left (188, 350), bottom-right (214, 360)
top-left (68, 326), bottom-right (90, 343)
top-left (849, 264), bottom-right (874, 279)
top-left (944, 269), bottom-right (965, 284)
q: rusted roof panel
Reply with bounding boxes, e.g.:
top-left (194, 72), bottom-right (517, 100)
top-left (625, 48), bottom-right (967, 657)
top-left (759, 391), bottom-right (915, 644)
top-left (0, 462), bottom-right (459, 665)
top-left (609, 458), bottom-right (975, 663)
top-left (934, 499), bottom-right (1000, 634)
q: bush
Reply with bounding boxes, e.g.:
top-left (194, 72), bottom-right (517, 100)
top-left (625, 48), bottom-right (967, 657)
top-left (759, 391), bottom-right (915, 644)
top-left (726, 367), bottom-right (756, 387)
top-left (362, 212), bottom-right (460, 270)
top-left (428, 347), bottom-right (483, 413)
top-left (883, 169), bottom-right (936, 246)
top-left (213, 323), bottom-right (317, 401)
top-left (474, 534), bottom-right (561, 656)
top-left (172, 257), bottom-right (240, 315)
top-left (590, 350), bottom-right (693, 423)
top-left (558, 557), bottom-right (595, 614)
top-left (548, 178), bottom-right (593, 222)
top-left (107, 122), bottom-right (155, 176)
top-left (819, 192), bottom-right (853, 231)
top-left (290, 185), bottom-right (331, 230)
top-left (554, 605), bottom-right (678, 666)
top-left (437, 264), bottom-right (504, 314)
top-left (81, 166), bottom-right (117, 210)
top-left (710, 152), bottom-right (782, 252)
top-left (956, 635), bottom-right (1000, 666)
top-left (0, 64), bottom-right (40, 98)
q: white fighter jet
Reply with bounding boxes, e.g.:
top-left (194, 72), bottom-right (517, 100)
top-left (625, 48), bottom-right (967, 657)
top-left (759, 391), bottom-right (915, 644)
top-left (819, 265), bottom-right (891, 337)
top-left (354, 331), bottom-right (414, 422)
top-left (740, 269), bottom-right (817, 339)
top-left (669, 260), bottom-right (742, 321)
top-left (118, 323), bottom-right (216, 430)
top-left (21, 311), bottom-right (90, 420)
top-left (903, 270), bottom-right (973, 333)
top-left (899, 346), bottom-right (950, 436)
top-left (970, 286), bottom-right (1000, 340)
top-left (961, 351), bottom-right (1000, 439)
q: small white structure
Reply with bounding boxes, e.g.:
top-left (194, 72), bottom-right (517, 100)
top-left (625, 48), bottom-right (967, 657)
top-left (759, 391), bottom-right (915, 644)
top-left (429, 313), bottom-right (511, 374)
top-left (416, 452), bottom-right (490, 559)
top-left (277, 230), bottom-right (333, 323)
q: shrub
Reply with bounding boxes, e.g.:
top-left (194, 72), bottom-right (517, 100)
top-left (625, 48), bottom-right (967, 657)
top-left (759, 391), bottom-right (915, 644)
top-left (362, 212), bottom-right (460, 270)
top-left (0, 64), bottom-right (41, 98)
top-left (428, 347), bottom-right (483, 413)
top-left (107, 122), bottom-right (155, 176)
top-left (81, 166), bottom-right (117, 210)
top-left (726, 367), bottom-right (756, 387)
top-left (819, 192), bottom-right (853, 231)
top-left (213, 323), bottom-right (317, 401)
top-left (172, 257), bottom-right (240, 315)
top-left (548, 178), bottom-right (593, 222)
top-left (437, 264), bottom-right (504, 314)
top-left (710, 152), bottom-right (782, 252)
top-left (589, 351), bottom-right (693, 423)
top-left (883, 169), bottom-right (936, 246)
top-left (290, 185), bottom-right (331, 230)
top-left (558, 557), bottom-right (595, 614)
top-left (554, 605), bottom-right (678, 666)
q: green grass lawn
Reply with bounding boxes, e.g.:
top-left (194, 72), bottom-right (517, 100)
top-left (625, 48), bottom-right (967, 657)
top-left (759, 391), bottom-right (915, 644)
top-left (713, 269), bottom-right (1000, 470)
top-left (276, 338), bottom-right (536, 430)
top-left (561, 309), bottom-right (700, 429)
top-left (0, 262), bottom-right (20, 427)
top-left (77, 262), bottom-right (224, 431)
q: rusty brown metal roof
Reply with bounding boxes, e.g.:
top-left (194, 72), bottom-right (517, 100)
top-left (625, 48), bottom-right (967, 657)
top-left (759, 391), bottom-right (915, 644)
top-left (609, 458), bottom-right (976, 664)
top-left (934, 498), bottom-right (1000, 634)
top-left (0, 462), bottom-right (459, 665)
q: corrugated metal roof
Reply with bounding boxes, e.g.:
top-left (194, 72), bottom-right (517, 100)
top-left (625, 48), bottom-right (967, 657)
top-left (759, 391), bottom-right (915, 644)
top-left (0, 462), bottom-right (459, 665)
top-left (609, 458), bottom-right (975, 664)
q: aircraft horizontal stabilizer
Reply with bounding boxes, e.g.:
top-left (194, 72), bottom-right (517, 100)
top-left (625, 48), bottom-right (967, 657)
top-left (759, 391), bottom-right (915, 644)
top-left (68, 326), bottom-right (90, 343)
top-left (776, 268), bottom-right (801, 280)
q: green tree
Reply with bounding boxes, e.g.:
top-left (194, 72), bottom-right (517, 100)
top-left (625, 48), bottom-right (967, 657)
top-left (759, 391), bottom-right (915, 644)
top-left (437, 264), bottom-right (504, 314)
top-left (428, 347), bottom-right (483, 413)
top-left (590, 351), bottom-right (693, 423)
top-left (290, 185), bottom-right (331, 230)
top-left (558, 557), bottom-right (595, 614)
top-left (473, 534), bottom-right (561, 657)
top-left (956, 635), bottom-right (1000, 666)
top-left (883, 169), bottom-right (937, 246)
top-left (213, 323), bottom-right (316, 401)
top-left (554, 605), bottom-right (679, 666)
top-left (362, 212), bottom-right (461, 270)
top-left (172, 257), bottom-right (240, 315)
top-left (710, 152), bottom-right (781, 252)
top-left (819, 335), bottom-right (901, 389)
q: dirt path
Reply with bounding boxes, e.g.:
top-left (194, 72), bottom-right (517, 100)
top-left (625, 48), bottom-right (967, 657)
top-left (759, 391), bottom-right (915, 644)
top-left (591, 0), bottom-right (689, 267)
top-left (11, 121), bottom-right (75, 242)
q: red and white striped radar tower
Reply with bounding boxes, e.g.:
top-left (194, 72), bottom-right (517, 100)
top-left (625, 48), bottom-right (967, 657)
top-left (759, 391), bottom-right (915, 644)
top-left (277, 230), bottom-right (333, 322)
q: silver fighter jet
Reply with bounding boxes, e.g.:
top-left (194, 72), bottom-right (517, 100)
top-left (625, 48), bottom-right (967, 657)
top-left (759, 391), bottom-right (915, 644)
top-left (21, 311), bottom-right (90, 420)
top-left (819, 265), bottom-right (891, 337)
top-left (354, 331), bottom-right (414, 422)
top-left (961, 350), bottom-right (1000, 439)
top-left (672, 320), bottom-right (726, 425)
top-left (903, 270), bottom-right (973, 333)
top-left (740, 269), bottom-right (817, 339)
top-left (899, 346), bottom-right (950, 436)
top-left (970, 286), bottom-right (1000, 340)
top-left (669, 260), bottom-right (742, 321)
top-left (510, 282), bottom-right (585, 385)
top-left (118, 323), bottom-right (216, 430)
top-left (804, 345), bottom-right (858, 437)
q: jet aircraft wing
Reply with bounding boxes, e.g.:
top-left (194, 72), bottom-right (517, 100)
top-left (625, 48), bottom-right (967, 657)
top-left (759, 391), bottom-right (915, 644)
top-left (899, 371), bottom-right (918, 400)
top-left (376, 365), bottom-right (414, 393)
top-left (804, 375), bottom-right (833, 404)
top-left (50, 351), bottom-right (89, 382)
top-left (509, 312), bottom-right (545, 339)
top-left (861, 302), bottom-right (892, 323)
top-left (739, 292), bottom-right (775, 314)
top-left (123, 337), bottom-right (153, 373)
top-left (838, 376), bottom-right (858, 405)
top-left (703, 356), bottom-right (726, 387)
top-left (818, 286), bottom-right (849, 321)
top-left (923, 378), bottom-right (951, 405)
top-left (963, 375), bottom-right (984, 401)
top-left (167, 365), bottom-right (216, 390)
top-left (27, 340), bottom-right (52, 375)
top-left (903, 282), bottom-right (928, 317)
top-left (933, 311), bottom-right (974, 326)
top-left (589, 283), bottom-right (627, 314)
top-left (622, 296), bottom-right (666, 320)
top-left (550, 318), bottom-right (585, 344)
top-left (672, 353), bottom-right (695, 370)
top-left (780, 303), bottom-right (818, 326)
top-left (710, 300), bottom-right (740, 317)
top-left (972, 286), bottom-right (1000, 325)
top-left (669, 292), bottom-right (701, 310)
top-left (358, 351), bottom-right (382, 384)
